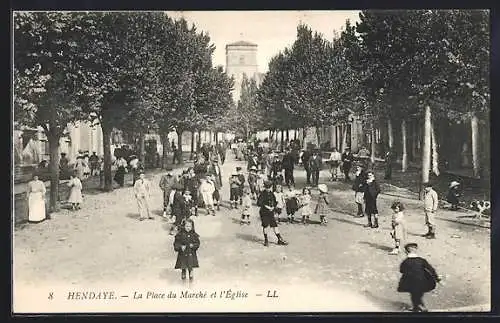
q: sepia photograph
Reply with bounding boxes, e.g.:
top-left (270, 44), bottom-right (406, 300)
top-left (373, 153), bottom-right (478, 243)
top-left (12, 10), bottom-right (491, 313)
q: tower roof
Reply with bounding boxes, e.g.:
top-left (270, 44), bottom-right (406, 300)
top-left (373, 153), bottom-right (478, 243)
top-left (226, 40), bottom-right (258, 48)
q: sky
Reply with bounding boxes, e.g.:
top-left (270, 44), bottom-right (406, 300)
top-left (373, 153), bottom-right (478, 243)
top-left (166, 11), bottom-right (361, 73)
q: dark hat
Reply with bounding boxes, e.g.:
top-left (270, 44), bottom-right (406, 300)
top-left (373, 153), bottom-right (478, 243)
top-left (391, 201), bottom-right (405, 211)
top-left (236, 167), bottom-right (242, 171)
top-left (264, 180), bottom-right (273, 188)
top-left (404, 243), bottom-right (418, 251)
top-left (423, 182), bottom-right (433, 187)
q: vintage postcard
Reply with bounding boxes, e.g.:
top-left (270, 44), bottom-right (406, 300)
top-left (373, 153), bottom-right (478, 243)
top-left (12, 10), bottom-right (491, 313)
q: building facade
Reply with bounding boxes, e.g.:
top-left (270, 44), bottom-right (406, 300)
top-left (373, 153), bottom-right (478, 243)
top-left (225, 41), bottom-right (263, 102)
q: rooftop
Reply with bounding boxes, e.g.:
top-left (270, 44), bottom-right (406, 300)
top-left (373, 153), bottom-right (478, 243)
top-left (226, 40), bottom-right (258, 47)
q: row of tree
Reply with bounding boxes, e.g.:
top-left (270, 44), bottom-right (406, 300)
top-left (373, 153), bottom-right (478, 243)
top-left (250, 10), bottom-right (489, 183)
top-left (14, 12), bottom-right (234, 212)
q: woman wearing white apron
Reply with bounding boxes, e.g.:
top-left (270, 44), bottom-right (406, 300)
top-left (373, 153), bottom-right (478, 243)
top-left (67, 172), bottom-right (83, 210)
top-left (27, 174), bottom-right (47, 223)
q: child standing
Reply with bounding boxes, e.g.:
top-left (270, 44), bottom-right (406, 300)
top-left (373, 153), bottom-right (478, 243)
top-left (248, 166), bottom-right (259, 200)
top-left (397, 243), bottom-right (442, 312)
top-left (236, 167), bottom-right (246, 206)
top-left (364, 171), bottom-right (381, 228)
top-left (389, 201), bottom-right (407, 255)
top-left (446, 181), bottom-right (461, 210)
top-left (285, 188), bottom-right (300, 224)
top-left (174, 219), bottom-right (200, 281)
top-left (241, 188), bottom-right (252, 224)
top-left (229, 173), bottom-right (241, 209)
top-left (300, 187), bottom-right (313, 224)
top-left (274, 184), bottom-right (285, 223)
top-left (315, 184), bottom-right (329, 225)
top-left (67, 172), bottom-right (83, 211)
top-left (199, 175), bottom-right (216, 216)
top-left (423, 182), bottom-right (439, 239)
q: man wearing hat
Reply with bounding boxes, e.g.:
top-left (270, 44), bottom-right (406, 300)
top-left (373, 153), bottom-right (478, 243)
top-left (308, 150), bottom-right (322, 187)
top-left (422, 182), bottom-right (438, 239)
top-left (281, 147), bottom-right (296, 188)
top-left (352, 164), bottom-right (367, 217)
top-left (159, 169), bottom-right (176, 218)
top-left (134, 172), bottom-right (153, 221)
top-left (341, 147), bottom-right (354, 182)
top-left (256, 180), bottom-right (288, 246)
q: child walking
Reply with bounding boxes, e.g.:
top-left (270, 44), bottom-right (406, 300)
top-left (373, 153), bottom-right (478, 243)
top-left (389, 201), bottom-right (407, 255)
top-left (300, 187), bottom-right (313, 224)
top-left (67, 172), bottom-right (83, 211)
top-left (174, 218), bottom-right (200, 281)
top-left (285, 188), bottom-right (300, 224)
top-left (397, 243), bottom-right (442, 312)
top-left (241, 188), bottom-right (252, 224)
top-left (315, 184), bottom-right (329, 225)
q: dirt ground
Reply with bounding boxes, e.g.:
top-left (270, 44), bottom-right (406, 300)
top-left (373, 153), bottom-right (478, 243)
top-left (13, 153), bottom-right (490, 312)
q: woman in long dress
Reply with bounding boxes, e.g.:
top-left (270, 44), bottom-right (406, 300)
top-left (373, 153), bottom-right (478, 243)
top-left (27, 174), bottom-right (46, 223)
top-left (67, 172), bottom-right (83, 210)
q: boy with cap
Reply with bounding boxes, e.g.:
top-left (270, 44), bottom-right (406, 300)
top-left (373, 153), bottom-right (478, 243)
top-left (248, 166), bottom-right (259, 200)
top-left (397, 243), bottom-right (442, 312)
top-left (256, 181), bottom-right (288, 246)
top-left (236, 167), bottom-right (246, 205)
top-left (159, 169), bottom-right (176, 218)
top-left (423, 182), bottom-right (439, 239)
top-left (229, 173), bottom-right (242, 209)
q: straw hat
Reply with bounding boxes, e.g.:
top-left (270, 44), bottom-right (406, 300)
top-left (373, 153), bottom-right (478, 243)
top-left (449, 181), bottom-right (460, 188)
top-left (318, 184), bottom-right (328, 193)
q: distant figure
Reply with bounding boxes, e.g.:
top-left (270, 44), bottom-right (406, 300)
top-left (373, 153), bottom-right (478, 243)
top-left (67, 172), bottom-right (83, 211)
top-left (26, 173), bottom-right (47, 223)
top-left (328, 148), bottom-right (342, 181)
top-left (384, 148), bottom-right (394, 180)
top-left (341, 147), bottom-right (354, 182)
top-left (422, 182), bottom-right (438, 239)
top-left (364, 171), bottom-right (381, 228)
top-left (357, 146), bottom-right (370, 170)
top-left (389, 201), bottom-right (407, 255)
top-left (89, 152), bottom-right (100, 176)
top-left (134, 172), bottom-right (153, 221)
top-left (446, 181), bottom-right (461, 210)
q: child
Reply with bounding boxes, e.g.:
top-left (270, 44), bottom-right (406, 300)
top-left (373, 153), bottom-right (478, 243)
top-left (389, 201), bottom-right (407, 255)
top-left (300, 187), bottom-right (313, 224)
top-left (397, 243), bottom-right (442, 312)
top-left (315, 184), bottom-right (329, 225)
top-left (364, 171), bottom-right (381, 228)
top-left (67, 172), bottom-right (83, 210)
top-left (423, 182), bottom-right (439, 239)
top-left (256, 169), bottom-right (266, 195)
top-left (248, 166), bottom-right (259, 200)
top-left (241, 188), bottom-right (252, 224)
top-left (174, 218), bottom-right (200, 281)
top-left (274, 184), bottom-right (285, 223)
top-left (199, 175), bottom-right (216, 216)
top-left (183, 189), bottom-right (195, 218)
top-left (446, 181), bottom-right (461, 210)
top-left (236, 167), bottom-right (246, 205)
top-left (285, 188), bottom-right (300, 224)
top-left (229, 173), bottom-right (241, 209)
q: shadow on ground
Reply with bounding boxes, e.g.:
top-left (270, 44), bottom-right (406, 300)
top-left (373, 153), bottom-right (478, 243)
top-left (358, 241), bottom-right (393, 252)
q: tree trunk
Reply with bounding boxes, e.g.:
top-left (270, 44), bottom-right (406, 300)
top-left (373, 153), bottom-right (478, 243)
top-left (139, 132), bottom-right (146, 166)
top-left (294, 129), bottom-right (297, 140)
top-left (190, 131), bottom-right (195, 159)
top-left (215, 131), bottom-right (219, 145)
top-left (280, 129), bottom-right (284, 151)
top-left (101, 118), bottom-right (113, 191)
top-left (302, 128), bottom-right (307, 150)
top-left (47, 130), bottom-right (61, 213)
top-left (160, 133), bottom-right (169, 169)
top-left (371, 126), bottom-right (376, 165)
top-left (471, 112), bottom-right (480, 177)
top-left (341, 125), bottom-right (348, 152)
top-left (197, 130), bottom-right (201, 152)
top-left (431, 117), bottom-right (440, 176)
top-left (401, 119), bottom-right (408, 172)
top-left (388, 118), bottom-right (394, 149)
top-left (421, 106), bottom-right (432, 191)
top-left (176, 129), bottom-right (183, 164)
top-left (286, 129), bottom-right (289, 141)
top-left (316, 127), bottom-right (321, 149)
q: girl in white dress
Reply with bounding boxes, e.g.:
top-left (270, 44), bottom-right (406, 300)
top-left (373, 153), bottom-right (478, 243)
top-left (199, 176), bottom-right (216, 216)
top-left (67, 172), bottom-right (83, 210)
top-left (300, 187), bottom-right (313, 224)
top-left (27, 174), bottom-right (47, 223)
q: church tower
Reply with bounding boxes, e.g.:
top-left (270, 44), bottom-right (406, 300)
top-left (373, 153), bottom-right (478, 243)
top-left (225, 41), bottom-right (259, 103)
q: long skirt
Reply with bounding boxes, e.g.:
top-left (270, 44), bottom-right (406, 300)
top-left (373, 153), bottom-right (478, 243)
top-left (201, 191), bottom-right (214, 207)
top-left (68, 186), bottom-right (83, 204)
top-left (136, 196), bottom-right (151, 219)
top-left (28, 192), bottom-right (46, 222)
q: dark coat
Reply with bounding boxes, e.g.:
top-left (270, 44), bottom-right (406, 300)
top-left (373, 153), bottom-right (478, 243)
top-left (172, 192), bottom-right (190, 225)
top-left (308, 155), bottom-right (322, 170)
top-left (271, 160), bottom-right (283, 178)
top-left (364, 180), bottom-right (381, 214)
top-left (352, 171), bottom-right (367, 192)
top-left (301, 151), bottom-right (312, 167)
top-left (257, 189), bottom-right (277, 217)
top-left (398, 256), bottom-right (440, 293)
top-left (446, 187), bottom-right (460, 205)
top-left (341, 152), bottom-right (354, 169)
top-left (174, 230), bottom-right (200, 269)
top-left (247, 157), bottom-right (259, 170)
top-left (281, 153), bottom-right (295, 170)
